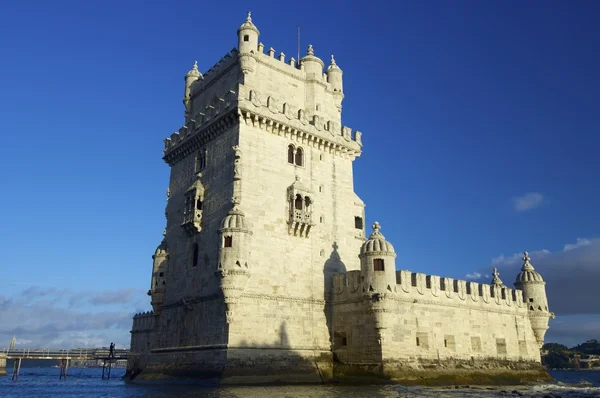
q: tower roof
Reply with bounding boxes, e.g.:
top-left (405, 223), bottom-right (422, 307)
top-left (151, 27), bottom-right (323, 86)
top-left (360, 222), bottom-right (396, 255)
top-left (237, 11), bottom-right (259, 35)
top-left (326, 54), bottom-right (342, 72)
top-left (515, 251), bottom-right (545, 284)
top-left (186, 61), bottom-right (201, 79)
top-left (300, 44), bottom-right (324, 69)
top-left (221, 198), bottom-right (249, 230)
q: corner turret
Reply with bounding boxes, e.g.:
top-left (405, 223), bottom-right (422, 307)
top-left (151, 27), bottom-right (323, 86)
top-left (299, 45), bottom-right (324, 78)
top-left (359, 222), bottom-right (397, 294)
top-left (216, 198), bottom-right (253, 323)
top-left (149, 235), bottom-right (168, 313)
top-left (514, 251), bottom-right (554, 347)
top-left (184, 61), bottom-right (202, 121)
top-left (237, 12), bottom-right (259, 74)
top-left (326, 55), bottom-right (343, 93)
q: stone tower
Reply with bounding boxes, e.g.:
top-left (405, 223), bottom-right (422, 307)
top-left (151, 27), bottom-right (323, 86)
top-left (129, 12), bottom-right (365, 383)
top-left (514, 252), bottom-right (554, 348)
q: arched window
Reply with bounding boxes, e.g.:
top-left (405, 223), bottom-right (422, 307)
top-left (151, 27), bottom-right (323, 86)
top-left (295, 147), bottom-right (304, 166)
top-left (294, 194), bottom-right (303, 210)
top-left (287, 144), bottom-right (295, 164)
top-left (304, 196), bottom-right (311, 209)
top-left (196, 199), bottom-right (202, 210)
top-left (192, 244), bottom-right (199, 267)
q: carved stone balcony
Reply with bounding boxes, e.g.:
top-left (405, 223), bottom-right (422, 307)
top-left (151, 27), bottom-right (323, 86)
top-left (288, 209), bottom-right (313, 237)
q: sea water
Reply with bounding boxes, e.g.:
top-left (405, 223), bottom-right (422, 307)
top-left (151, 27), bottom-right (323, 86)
top-left (0, 368), bottom-right (599, 397)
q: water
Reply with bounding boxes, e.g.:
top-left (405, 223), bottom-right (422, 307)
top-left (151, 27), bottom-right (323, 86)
top-left (0, 368), bottom-right (599, 397)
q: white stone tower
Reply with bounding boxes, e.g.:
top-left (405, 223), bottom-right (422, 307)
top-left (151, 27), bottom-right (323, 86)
top-left (514, 251), bottom-right (554, 347)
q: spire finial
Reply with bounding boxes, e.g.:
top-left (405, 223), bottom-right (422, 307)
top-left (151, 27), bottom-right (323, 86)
top-left (193, 60), bottom-right (198, 71)
top-left (372, 221), bottom-right (381, 232)
top-left (521, 251), bottom-right (535, 271)
top-left (231, 196), bottom-right (241, 210)
top-left (246, 11), bottom-right (252, 22)
top-left (330, 54), bottom-right (336, 65)
top-left (492, 267), bottom-right (504, 286)
top-left (307, 44), bottom-right (314, 56)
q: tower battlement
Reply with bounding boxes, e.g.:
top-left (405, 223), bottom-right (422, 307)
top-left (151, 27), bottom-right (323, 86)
top-left (333, 270), bottom-right (527, 313)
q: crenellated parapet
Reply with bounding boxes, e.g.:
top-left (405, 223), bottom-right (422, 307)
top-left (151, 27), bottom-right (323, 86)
top-left (163, 86), bottom-right (239, 165)
top-left (238, 86), bottom-right (362, 157)
top-left (188, 49), bottom-right (239, 100)
top-left (333, 269), bottom-right (527, 314)
top-left (132, 311), bottom-right (156, 333)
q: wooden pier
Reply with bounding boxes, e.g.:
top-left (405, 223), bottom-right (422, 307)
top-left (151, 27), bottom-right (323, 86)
top-left (1, 348), bottom-right (128, 380)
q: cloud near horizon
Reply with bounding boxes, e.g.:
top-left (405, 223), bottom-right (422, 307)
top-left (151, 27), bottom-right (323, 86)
top-left (0, 287), bottom-right (148, 349)
top-left (512, 192), bottom-right (544, 212)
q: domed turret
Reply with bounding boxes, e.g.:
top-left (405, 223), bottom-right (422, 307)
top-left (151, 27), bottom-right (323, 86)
top-left (359, 222), bottom-right (397, 294)
top-left (217, 199), bottom-right (253, 323)
top-left (299, 45), bottom-right (324, 78)
top-left (149, 237), bottom-right (168, 313)
top-left (183, 61), bottom-right (202, 120)
top-left (237, 12), bottom-right (259, 74)
top-left (326, 55), bottom-right (343, 93)
top-left (514, 251), bottom-right (554, 347)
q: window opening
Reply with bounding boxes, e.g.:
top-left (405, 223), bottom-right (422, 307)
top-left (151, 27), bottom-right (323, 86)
top-left (192, 244), bottom-right (199, 267)
top-left (295, 147), bottom-right (303, 166)
top-left (373, 259), bottom-right (385, 271)
top-left (354, 216), bottom-right (363, 229)
top-left (294, 195), bottom-right (303, 210)
top-left (224, 236), bottom-right (233, 248)
top-left (243, 35), bottom-right (249, 42)
top-left (287, 145), bottom-right (295, 164)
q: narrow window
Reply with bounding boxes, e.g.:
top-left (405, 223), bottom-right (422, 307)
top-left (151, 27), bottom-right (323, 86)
top-left (496, 338), bottom-right (507, 355)
top-left (444, 339), bottom-right (447, 348)
top-left (529, 298), bottom-right (534, 302)
top-left (373, 259), bottom-right (385, 271)
top-left (224, 236), bottom-right (233, 248)
top-left (196, 199), bottom-right (202, 210)
top-left (319, 154), bottom-right (323, 161)
top-left (416, 337), bottom-right (420, 346)
top-left (294, 194), bottom-right (303, 210)
top-left (354, 216), bottom-right (363, 229)
top-left (192, 244), bottom-right (199, 267)
top-left (319, 216), bottom-right (323, 223)
top-left (243, 35), bottom-right (249, 42)
top-left (304, 196), bottom-right (312, 209)
top-left (159, 272), bottom-right (164, 277)
top-left (196, 149), bottom-right (206, 172)
top-left (287, 144), bottom-right (295, 164)
top-left (295, 147), bottom-right (304, 166)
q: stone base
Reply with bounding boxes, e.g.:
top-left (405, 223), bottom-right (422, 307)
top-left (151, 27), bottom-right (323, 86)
top-left (126, 348), bottom-right (332, 385)
top-left (335, 358), bottom-right (552, 385)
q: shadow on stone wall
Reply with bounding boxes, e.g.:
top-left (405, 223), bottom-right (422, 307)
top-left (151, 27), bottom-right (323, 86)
top-left (228, 320), bottom-right (333, 384)
top-left (322, 242), bottom-right (346, 351)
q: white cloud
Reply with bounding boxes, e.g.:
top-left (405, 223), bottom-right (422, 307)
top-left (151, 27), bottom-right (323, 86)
top-left (564, 238), bottom-right (591, 251)
top-left (512, 192), bottom-right (544, 212)
top-left (465, 272), bottom-right (483, 280)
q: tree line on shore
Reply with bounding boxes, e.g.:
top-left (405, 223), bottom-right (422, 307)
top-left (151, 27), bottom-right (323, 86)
top-left (542, 339), bottom-right (600, 369)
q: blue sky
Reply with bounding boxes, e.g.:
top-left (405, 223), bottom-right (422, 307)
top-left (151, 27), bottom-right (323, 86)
top-left (0, 0), bottom-right (599, 348)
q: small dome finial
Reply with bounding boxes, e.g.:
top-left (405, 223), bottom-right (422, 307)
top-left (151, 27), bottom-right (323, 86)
top-left (330, 54), bottom-right (336, 65)
top-left (246, 11), bottom-right (252, 22)
top-left (307, 44), bottom-right (314, 56)
top-left (372, 221), bottom-right (381, 232)
top-left (521, 251), bottom-right (535, 271)
top-left (193, 60), bottom-right (198, 71)
top-left (492, 267), bottom-right (504, 286)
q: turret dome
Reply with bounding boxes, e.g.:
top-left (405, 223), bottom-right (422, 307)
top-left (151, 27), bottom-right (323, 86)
top-left (220, 201), bottom-right (249, 230)
top-left (237, 11), bottom-right (259, 35)
top-left (153, 238), bottom-right (168, 258)
top-left (326, 54), bottom-right (342, 72)
top-left (360, 222), bottom-right (396, 256)
top-left (186, 61), bottom-right (201, 79)
top-left (514, 252), bottom-right (545, 285)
